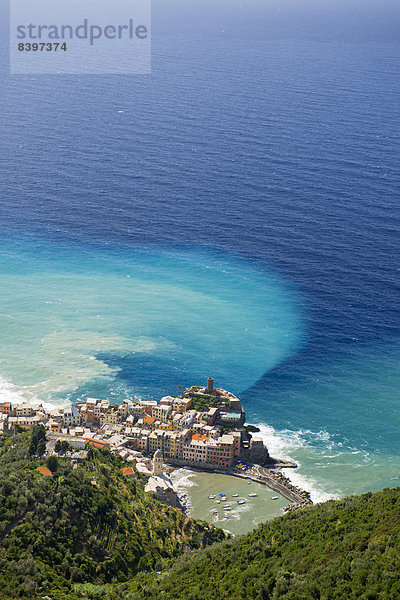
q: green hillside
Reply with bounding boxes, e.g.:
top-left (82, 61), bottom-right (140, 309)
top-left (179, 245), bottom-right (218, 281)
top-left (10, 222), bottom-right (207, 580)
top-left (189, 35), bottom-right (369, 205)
top-left (110, 487), bottom-right (400, 600)
top-left (0, 430), bottom-right (224, 600)
top-left (1, 428), bottom-right (400, 600)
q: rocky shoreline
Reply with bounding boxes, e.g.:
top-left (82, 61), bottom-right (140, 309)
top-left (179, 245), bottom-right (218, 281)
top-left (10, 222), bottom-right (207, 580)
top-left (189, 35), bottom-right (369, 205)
top-left (256, 465), bottom-right (312, 510)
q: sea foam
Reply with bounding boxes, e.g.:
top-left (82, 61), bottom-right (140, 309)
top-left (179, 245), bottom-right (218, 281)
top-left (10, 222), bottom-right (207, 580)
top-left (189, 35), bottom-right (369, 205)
top-left (255, 423), bottom-right (341, 503)
top-left (0, 375), bottom-right (70, 412)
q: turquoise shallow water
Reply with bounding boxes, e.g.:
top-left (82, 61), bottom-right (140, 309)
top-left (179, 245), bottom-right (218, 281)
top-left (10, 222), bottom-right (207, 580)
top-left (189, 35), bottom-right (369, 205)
top-left (246, 342), bottom-right (400, 501)
top-left (0, 237), bottom-right (305, 404)
top-left (255, 423), bottom-right (400, 504)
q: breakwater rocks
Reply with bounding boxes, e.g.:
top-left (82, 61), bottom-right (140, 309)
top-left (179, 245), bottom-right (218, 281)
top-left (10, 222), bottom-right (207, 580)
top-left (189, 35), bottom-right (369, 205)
top-left (265, 457), bottom-right (298, 469)
top-left (234, 465), bottom-right (312, 510)
top-left (246, 424), bottom-right (261, 434)
top-left (261, 468), bottom-right (312, 511)
top-left (283, 502), bottom-right (311, 513)
top-left (177, 492), bottom-right (190, 513)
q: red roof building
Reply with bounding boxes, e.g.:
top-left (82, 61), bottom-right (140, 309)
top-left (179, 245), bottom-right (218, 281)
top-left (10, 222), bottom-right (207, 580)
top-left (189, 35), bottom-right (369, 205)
top-left (121, 467), bottom-right (135, 477)
top-left (36, 466), bottom-right (53, 477)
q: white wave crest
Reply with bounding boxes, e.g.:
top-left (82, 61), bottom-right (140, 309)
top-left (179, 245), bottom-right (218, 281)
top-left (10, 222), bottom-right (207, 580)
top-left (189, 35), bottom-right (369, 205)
top-left (170, 468), bottom-right (198, 491)
top-left (0, 375), bottom-right (69, 412)
top-left (170, 468), bottom-right (199, 510)
top-left (254, 423), bottom-right (341, 503)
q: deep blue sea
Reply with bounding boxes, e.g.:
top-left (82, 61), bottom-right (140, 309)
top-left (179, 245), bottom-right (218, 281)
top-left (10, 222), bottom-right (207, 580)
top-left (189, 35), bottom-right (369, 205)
top-left (0, 0), bottom-right (399, 501)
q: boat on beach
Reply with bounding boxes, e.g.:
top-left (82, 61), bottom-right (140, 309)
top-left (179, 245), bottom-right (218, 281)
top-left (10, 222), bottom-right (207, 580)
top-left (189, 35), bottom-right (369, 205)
top-left (248, 493), bottom-right (258, 497)
top-left (208, 494), bottom-right (216, 499)
top-left (237, 499), bottom-right (246, 505)
top-left (271, 496), bottom-right (279, 500)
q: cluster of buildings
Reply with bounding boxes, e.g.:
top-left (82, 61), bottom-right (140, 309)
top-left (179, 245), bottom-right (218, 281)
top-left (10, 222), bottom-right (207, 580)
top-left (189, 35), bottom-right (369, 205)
top-left (0, 401), bottom-right (81, 431)
top-left (0, 379), bottom-right (268, 472)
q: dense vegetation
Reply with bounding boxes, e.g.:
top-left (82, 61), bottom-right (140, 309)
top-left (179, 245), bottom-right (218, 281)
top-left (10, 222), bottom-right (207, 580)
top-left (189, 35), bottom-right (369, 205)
top-left (182, 387), bottom-right (231, 411)
top-left (0, 430), bottom-right (224, 600)
top-left (104, 487), bottom-right (400, 600)
top-left (2, 427), bottom-right (400, 600)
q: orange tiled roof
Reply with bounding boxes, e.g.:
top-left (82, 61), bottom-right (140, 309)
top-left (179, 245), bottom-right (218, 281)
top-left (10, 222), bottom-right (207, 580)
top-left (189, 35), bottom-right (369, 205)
top-left (143, 415), bottom-right (155, 424)
top-left (121, 467), bottom-right (135, 475)
top-left (36, 466), bottom-right (53, 477)
top-left (85, 438), bottom-right (109, 449)
top-left (192, 434), bottom-right (209, 442)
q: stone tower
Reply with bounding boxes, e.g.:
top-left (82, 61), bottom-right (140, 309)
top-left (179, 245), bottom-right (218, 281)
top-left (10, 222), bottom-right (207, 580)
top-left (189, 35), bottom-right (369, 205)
top-left (153, 449), bottom-right (163, 476)
top-left (207, 377), bottom-right (214, 394)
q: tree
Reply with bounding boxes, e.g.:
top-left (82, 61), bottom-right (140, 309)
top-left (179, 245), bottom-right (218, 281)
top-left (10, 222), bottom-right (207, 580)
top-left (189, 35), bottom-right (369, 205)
top-left (46, 455), bottom-right (58, 473)
top-left (61, 441), bottom-right (72, 454)
top-left (36, 438), bottom-right (46, 458)
top-left (55, 440), bottom-right (72, 455)
top-left (29, 424), bottom-right (47, 456)
top-left (28, 441), bottom-right (37, 457)
top-left (31, 424), bottom-right (46, 446)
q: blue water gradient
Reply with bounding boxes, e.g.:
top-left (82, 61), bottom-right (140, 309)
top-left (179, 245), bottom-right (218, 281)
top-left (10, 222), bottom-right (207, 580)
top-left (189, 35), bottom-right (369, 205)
top-left (0, 0), bottom-right (399, 497)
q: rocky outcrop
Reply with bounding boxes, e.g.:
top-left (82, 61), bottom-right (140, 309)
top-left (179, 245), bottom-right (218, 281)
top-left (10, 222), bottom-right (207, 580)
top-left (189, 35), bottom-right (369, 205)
top-left (240, 437), bottom-right (270, 464)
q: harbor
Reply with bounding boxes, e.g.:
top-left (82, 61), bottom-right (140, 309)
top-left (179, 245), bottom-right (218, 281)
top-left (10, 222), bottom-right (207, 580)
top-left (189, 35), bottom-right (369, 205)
top-left (171, 469), bottom-right (289, 536)
top-left (233, 464), bottom-right (312, 508)
top-left (167, 457), bottom-right (312, 511)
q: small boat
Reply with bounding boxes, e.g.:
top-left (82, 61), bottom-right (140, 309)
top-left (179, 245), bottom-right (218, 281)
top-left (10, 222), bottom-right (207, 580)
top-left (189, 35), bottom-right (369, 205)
top-left (219, 492), bottom-right (226, 496)
top-left (215, 499), bottom-right (221, 504)
top-left (208, 494), bottom-right (216, 499)
top-left (220, 495), bottom-right (227, 501)
top-left (247, 480), bottom-right (252, 484)
top-left (248, 493), bottom-right (258, 497)
top-left (232, 494), bottom-right (238, 497)
top-left (237, 499), bottom-right (246, 505)
top-left (212, 510), bottom-right (218, 515)
top-left (223, 506), bottom-right (231, 511)
top-left (271, 496), bottom-right (279, 500)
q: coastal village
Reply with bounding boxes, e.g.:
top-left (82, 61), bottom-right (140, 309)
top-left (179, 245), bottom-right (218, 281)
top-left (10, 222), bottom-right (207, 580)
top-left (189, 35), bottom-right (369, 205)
top-left (0, 378), bottom-right (312, 511)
